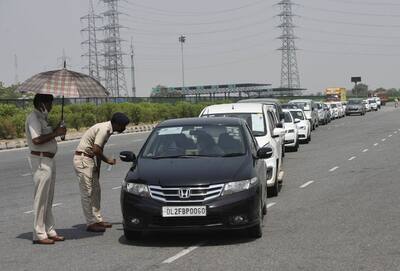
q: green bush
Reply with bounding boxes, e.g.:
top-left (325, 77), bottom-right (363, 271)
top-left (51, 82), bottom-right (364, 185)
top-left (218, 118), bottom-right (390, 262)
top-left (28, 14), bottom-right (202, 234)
top-left (0, 104), bottom-right (19, 118)
top-left (0, 101), bottom-right (222, 139)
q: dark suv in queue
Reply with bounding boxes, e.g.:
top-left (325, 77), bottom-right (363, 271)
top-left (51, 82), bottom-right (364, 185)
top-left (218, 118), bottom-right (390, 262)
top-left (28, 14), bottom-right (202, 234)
top-left (119, 117), bottom-right (272, 240)
top-left (346, 99), bottom-right (366, 116)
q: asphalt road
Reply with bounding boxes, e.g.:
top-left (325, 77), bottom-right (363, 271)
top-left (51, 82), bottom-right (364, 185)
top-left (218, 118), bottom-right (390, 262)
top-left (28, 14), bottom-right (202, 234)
top-left (1, 105), bottom-right (400, 271)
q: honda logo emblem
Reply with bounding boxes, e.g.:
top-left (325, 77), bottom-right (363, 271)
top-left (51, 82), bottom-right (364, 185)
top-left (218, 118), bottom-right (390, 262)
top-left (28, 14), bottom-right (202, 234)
top-left (178, 188), bottom-right (191, 199)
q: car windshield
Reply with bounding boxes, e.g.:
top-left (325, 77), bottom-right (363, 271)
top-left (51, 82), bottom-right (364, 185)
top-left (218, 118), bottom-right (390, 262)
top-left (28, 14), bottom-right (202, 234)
top-left (348, 100), bottom-right (362, 105)
top-left (330, 104), bottom-right (337, 108)
top-left (202, 113), bottom-right (266, 136)
top-left (142, 125), bottom-right (247, 158)
top-left (368, 100), bottom-right (375, 104)
top-left (283, 112), bottom-right (293, 123)
top-left (290, 111), bottom-right (304, 120)
top-left (290, 102), bottom-right (310, 111)
top-left (317, 104), bottom-right (323, 109)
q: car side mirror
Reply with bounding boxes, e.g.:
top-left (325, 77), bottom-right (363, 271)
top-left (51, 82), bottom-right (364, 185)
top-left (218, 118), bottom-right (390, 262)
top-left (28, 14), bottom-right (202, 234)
top-left (276, 122), bottom-right (283, 128)
top-left (272, 127), bottom-right (285, 138)
top-left (294, 118), bottom-right (300, 124)
top-left (120, 151), bottom-right (137, 163)
top-left (257, 146), bottom-right (273, 159)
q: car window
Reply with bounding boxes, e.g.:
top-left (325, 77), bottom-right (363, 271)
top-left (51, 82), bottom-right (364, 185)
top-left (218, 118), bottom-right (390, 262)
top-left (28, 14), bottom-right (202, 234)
top-left (290, 110), bottom-right (304, 120)
top-left (244, 123), bottom-right (258, 154)
top-left (283, 112), bottom-right (293, 123)
top-left (142, 125), bottom-right (247, 158)
top-left (202, 113), bottom-right (266, 137)
top-left (266, 111), bottom-right (276, 131)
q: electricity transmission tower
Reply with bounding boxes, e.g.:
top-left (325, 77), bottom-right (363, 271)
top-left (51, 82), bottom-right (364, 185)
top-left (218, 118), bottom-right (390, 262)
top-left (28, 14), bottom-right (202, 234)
top-left (81, 0), bottom-right (102, 83)
top-left (277, 0), bottom-right (301, 94)
top-left (102, 0), bottom-right (127, 97)
top-left (130, 38), bottom-right (136, 97)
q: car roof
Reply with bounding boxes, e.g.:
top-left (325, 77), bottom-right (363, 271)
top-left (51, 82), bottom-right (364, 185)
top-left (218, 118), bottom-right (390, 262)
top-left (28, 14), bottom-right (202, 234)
top-left (158, 117), bottom-right (245, 127)
top-left (289, 99), bottom-right (313, 103)
top-left (201, 103), bottom-right (264, 114)
top-left (238, 98), bottom-right (281, 105)
top-left (287, 108), bottom-right (303, 112)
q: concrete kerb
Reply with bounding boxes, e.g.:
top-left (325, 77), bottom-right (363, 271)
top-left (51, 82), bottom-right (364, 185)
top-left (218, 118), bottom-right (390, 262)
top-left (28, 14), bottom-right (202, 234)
top-left (0, 124), bottom-right (157, 151)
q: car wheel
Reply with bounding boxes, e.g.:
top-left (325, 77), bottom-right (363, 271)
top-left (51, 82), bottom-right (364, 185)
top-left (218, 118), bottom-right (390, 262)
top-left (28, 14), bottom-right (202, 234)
top-left (248, 201), bottom-right (263, 239)
top-left (124, 229), bottom-right (142, 241)
top-left (293, 139), bottom-right (299, 152)
top-left (267, 163), bottom-right (279, 197)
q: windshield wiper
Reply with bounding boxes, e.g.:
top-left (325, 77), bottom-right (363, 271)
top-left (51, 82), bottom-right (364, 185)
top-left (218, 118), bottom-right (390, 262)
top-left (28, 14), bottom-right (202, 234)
top-left (149, 155), bottom-right (196, 159)
top-left (222, 153), bottom-right (245, 157)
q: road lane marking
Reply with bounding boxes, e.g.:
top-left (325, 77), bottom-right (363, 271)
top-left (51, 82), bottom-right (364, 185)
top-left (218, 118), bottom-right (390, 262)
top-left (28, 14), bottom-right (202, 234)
top-left (24, 210), bottom-right (34, 214)
top-left (112, 186), bottom-right (121, 190)
top-left (107, 144), bottom-right (116, 147)
top-left (382, 138), bottom-right (386, 142)
top-left (348, 156), bottom-right (357, 161)
top-left (388, 135), bottom-right (393, 137)
top-left (395, 131), bottom-right (398, 134)
top-left (362, 149), bottom-right (369, 153)
top-left (373, 143), bottom-right (379, 146)
top-left (163, 242), bottom-right (207, 264)
top-left (300, 181), bottom-right (314, 188)
top-left (267, 202), bottom-right (276, 208)
top-left (21, 173), bottom-right (32, 177)
top-left (329, 166), bottom-right (339, 172)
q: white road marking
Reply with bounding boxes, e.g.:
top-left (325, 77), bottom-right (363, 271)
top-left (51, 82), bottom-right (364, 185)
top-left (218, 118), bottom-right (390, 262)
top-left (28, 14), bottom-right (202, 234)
top-left (112, 186), bottom-right (121, 190)
top-left (24, 203), bottom-right (62, 214)
top-left (267, 202), bottom-right (276, 208)
top-left (21, 173), bottom-right (32, 177)
top-left (107, 144), bottom-right (116, 147)
top-left (132, 139), bottom-right (145, 142)
top-left (382, 138), bottom-right (386, 142)
top-left (348, 156), bottom-right (357, 161)
top-left (388, 135), bottom-right (393, 137)
top-left (163, 242), bottom-right (207, 264)
top-left (329, 166), bottom-right (339, 172)
top-left (300, 181), bottom-right (314, 188)
top-left (362, 149), bottom-right (369, 153)
top-left (373, 143), bottom-right (379, 146)
top-left (395, 131), bottom-right (398, 134)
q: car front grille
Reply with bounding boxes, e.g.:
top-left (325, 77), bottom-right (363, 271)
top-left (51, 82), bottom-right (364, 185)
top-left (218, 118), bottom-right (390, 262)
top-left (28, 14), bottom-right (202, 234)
top-left (151, 216), bottom-right (223, 227)
top-left (148, 184), bottom-right (225, 203)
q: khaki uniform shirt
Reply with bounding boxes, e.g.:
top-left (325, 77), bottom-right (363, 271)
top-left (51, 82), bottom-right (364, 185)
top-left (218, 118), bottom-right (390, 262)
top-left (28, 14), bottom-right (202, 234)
top-left (25, 109), bottom-right (58, 154)
top-left (75, 121), bottom-right (113, 155)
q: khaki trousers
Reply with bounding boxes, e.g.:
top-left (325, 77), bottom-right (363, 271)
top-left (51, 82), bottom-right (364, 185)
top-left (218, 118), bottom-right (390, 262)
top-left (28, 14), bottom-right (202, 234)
top-left (73, 155), bottom-right (103, 225)
top-left (31, 155), bottom-right (57, 241)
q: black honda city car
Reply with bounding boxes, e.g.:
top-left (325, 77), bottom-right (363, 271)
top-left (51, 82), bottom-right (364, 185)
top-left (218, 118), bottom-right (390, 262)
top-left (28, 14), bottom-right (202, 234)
top-left (120, 117), bottom-right (272, 240)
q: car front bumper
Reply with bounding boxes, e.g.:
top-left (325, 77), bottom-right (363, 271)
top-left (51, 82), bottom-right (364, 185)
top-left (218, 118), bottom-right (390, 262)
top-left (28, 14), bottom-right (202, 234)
top-left (121, 187), bottom-right (262, 232)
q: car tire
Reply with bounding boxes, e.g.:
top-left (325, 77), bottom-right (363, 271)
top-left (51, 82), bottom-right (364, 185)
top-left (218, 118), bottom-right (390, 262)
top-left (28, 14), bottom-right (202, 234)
top-left (124, 229), bottom-right (142, 241)
top-left (293, 139), bottom-right (299, 152)
top-left (248, 201), bottom-right (263, 239)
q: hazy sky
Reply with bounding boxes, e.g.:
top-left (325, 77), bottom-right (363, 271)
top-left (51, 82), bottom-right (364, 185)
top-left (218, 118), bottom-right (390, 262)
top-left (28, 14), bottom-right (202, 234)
top-left (1, 0), bottom-right (400, 96)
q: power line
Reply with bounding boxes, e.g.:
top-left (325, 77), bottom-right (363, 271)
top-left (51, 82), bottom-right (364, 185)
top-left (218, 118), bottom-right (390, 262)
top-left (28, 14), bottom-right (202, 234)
top-left (300, 38), bottom-right (400, 48)
top-left (300, 26), bottom-right (400, 39)
top-left (324, 0), bottom-right (400, 6)
top-left (123, 0), bottom-right (270, 16)
top-left (302, 48), bottom-right (400, 57)
top-left (300, 16), bottom-right (400, 28)
top-left (298, 4), bottom-right (400, 18)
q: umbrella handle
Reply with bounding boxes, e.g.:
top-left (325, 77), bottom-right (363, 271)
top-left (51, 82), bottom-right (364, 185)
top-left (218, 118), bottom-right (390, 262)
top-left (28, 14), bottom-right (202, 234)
top-left (60, 96), bottom-right (66, 141)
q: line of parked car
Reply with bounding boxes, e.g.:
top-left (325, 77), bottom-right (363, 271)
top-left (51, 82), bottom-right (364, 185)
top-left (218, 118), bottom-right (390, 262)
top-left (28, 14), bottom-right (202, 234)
top-left (117, 97), bottom-right (381, 240)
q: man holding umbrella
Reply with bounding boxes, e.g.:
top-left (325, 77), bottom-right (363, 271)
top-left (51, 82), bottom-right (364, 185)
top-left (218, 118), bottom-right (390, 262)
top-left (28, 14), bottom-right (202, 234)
top-left (73, 112), bottom-right (129, 232)
top-left (25, 94), bottom-right (67, 245)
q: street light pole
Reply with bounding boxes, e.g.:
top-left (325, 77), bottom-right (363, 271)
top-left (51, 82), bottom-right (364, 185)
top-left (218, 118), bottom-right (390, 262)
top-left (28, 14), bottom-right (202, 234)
top-left (179, 35), bottom-right (186, 89)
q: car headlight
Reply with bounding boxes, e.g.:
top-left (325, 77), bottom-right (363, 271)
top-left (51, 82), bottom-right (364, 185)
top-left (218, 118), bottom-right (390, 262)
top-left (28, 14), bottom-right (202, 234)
top-left (123, 181), bottom-right (150, 197)
top-left (298, 126), bottom-right (306, 130)
top-left (286, 129), bottom-right (295, 133)
top-left (222, 177), bottom-right (258, 196)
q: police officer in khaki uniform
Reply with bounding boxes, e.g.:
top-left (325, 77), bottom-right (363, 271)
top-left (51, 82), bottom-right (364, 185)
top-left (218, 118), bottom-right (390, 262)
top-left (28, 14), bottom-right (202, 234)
top-left (25, 94), bottom-right (67, 245)
top-left (73, 112), bottom-right (129, 232)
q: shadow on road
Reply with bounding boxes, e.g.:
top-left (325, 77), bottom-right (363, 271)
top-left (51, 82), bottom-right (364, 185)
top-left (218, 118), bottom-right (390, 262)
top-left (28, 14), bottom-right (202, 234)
top-left (16, 224), bottom-right (104, 241)
top-left (117, 228), bottom-right (256, 247)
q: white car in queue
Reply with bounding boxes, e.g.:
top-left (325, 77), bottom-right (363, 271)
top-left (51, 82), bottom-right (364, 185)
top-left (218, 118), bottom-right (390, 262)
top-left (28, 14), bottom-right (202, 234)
top-left (282, 109), bottom-right (300, 151)
top-left (199, 103), bottom-right (285, 197)
top-left (289, 109), bottom-right (311, 143)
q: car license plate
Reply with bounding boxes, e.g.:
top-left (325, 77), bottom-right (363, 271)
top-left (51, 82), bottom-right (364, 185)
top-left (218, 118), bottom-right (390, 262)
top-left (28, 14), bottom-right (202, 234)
top-left (162, 206), bottom-right (207, 217)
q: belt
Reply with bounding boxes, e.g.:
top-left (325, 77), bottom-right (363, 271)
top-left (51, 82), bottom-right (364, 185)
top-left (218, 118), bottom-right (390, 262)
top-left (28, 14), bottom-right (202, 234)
top-left (31, 151), bottom-right (55, 159)
top-left (75, 151), bottom-right (94, 158)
